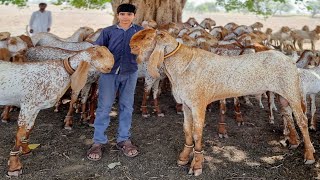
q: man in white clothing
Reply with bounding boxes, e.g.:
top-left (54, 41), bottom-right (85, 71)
top-left (29, 2), bottom-right (52, 35)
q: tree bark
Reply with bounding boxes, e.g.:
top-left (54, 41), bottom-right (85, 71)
top-left (111, 0), bottom-right (186, 25)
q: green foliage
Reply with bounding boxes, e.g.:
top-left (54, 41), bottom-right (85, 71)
top-left (216, 0), bottom-right (305, 17)
top-left (51, 0), bottom-right (112, 9)
top-left (305, 0), bottom-right (320, 17)
top-left (195, 2), bottom-right (220, 13)
top-left (0, 0), bottom-right (27, 7)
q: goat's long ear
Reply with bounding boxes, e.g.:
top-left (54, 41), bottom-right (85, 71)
top-left (147, 42), bottom-right (164, 79)
top-left (71, 61), bottom-right (90, 94)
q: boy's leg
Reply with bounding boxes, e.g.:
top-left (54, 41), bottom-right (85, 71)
top-left (117, 71), bottom-right (138, 143)
top-left (93, 73), bottom-right (118, 144)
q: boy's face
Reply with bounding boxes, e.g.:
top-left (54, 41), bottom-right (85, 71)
top-left (117, 12), bottom-right (135, 25)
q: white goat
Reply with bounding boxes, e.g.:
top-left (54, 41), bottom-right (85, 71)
top-left (2, 46), bottom-right (114, 177)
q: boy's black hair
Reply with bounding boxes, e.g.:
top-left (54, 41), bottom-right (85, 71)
top-left (117, 3), bottom-right (136, 14)
top-left (39, 2), bottom-right (47, 6)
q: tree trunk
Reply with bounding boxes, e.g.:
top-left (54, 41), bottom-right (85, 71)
top-left (111, 0), bottom-right (186, 25)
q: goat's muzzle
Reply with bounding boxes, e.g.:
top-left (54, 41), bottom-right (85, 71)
top-left (130, 46), bottom-right (140, 55)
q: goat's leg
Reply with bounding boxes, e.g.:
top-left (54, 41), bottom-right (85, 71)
top-left (8, 108), bottom-right (39, 177)
top-left (268, 91), bottom-right (275, 124)
top-left (255, 94), bottom-right (264, 109)
top-left (64, 91), bottom-right (79, 130)
top-left (309, 94), bottom-right (317, 130)
top-left (188, 107), bottom-right (205, 176)
top-left (234, 97), bottom-right (243, 126)
top-left (177, 103), bottom-right (194, 166)
top-left (1, 106), bottom-right (11, 123)
top-left (54, 100), bottom-right (61, 112)
top-left (141, 88), bottom-right (151, 118)
top-left (176, 103), bottom-right (183, 115)
top-left (79, 83), bottom-right (93, 124)
top-left (270, 92), bottom-right (278, 111)
top-left (279, 97), bottom-right (300, 149)
top-left (88, 82), bottom-right (98, 127)
top-left (152, 79), bottom-right (164, 117)
top-left (80, 103), bottom-right (88, 123)
top-left (290, 99), bottom-right (315, 164)
top-left (218, 99), bottom-right (228, 138)
top-left (244, 96), bottom-right (253, 106)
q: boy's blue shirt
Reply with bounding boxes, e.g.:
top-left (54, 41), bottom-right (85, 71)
top-left (94, 24), bottom-right (143, 75)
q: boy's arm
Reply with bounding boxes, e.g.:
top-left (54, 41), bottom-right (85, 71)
top-left (94, 29), bottom-right (109, 47)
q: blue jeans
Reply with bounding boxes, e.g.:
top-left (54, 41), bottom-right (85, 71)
top-left (93, 71), bottom-right (138, 144)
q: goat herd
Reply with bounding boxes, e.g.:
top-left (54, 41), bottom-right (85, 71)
top-left (0, 17), bottom-right (320, 177)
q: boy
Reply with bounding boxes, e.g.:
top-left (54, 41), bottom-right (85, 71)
top-left (87, 3), bottom-right (143, 161)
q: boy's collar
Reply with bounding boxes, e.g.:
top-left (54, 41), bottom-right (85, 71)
top-left (116, 23), bottom-right (133, 30)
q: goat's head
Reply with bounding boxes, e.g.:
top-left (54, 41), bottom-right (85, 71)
top-left (251, 22), bottom-right (263, 30)
top-left (302, 25), bottom-right (310, 31)
top-left (0, 32), bottom-right (10, 41)
top-left (7, 37), bottom-right (28, 56)
top-left (70, 46), bottom-right (114, 93)
top-left (280, 26), bottom-right (290, 33)
top-left (79, 27), bottom-right (95, 40)
top-left (130, 29), bottom-right (174, 78)
top-left (314, 25), bottom-right (320, 34)
top-left (86, 46), bottom-right (114, 73)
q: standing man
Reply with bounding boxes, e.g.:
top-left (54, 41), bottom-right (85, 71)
top-left (87, 3), bottom-right (143, 161)
top-left (29, 2), bottom-right (52, 35)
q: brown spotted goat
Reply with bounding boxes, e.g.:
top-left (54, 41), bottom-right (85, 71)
top-left (130, 29), bottom-right (315, 176)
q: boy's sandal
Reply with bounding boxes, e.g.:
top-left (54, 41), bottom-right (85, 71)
top-left (116, 140), bottom-right (139, 158)
top-left (87, 144), bottom-right (103, 161)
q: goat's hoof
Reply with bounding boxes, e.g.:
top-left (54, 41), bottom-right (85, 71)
top-left (218, 133), bottom-right (228, 138)
top-left (142, 114), bottom-right (150, 118)
top-left (237, 122), bottom-right (244, 126)
top-left (272, 107), bottom-right (278, 111)
top-left (53, 109), bottom-right (59, 113)
top-left (245, 102), bottom-right (253, 107)
top-left (309, 126), bottom-right (316, 131)
top-left (64, 126), bottom-right (72, 130)
top-left (88, 123), bottom-right (94, 128)
top-left (157, 113), bottom-right (164, 117)
top-left (279, 140), bottom-right (287, 147)
top-left (6, 169), bottom-right (22, 177)
top-left (177, 112), bottom-right (183, 115)
top-left (304, 159), bottom-right (315, 165)
top-left (177, 160), bottom-right (189, 166)
top-left (188, 168), bottom-right (202, 176)
top-left (289, 144), bottom-right (299, 149)
top-left (269, 120), bottom-right (275, 124)
top-left (1, 119), bottom-right (8, 123)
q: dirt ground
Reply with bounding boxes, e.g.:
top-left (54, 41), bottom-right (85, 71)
top-left (1, 4), bottom-right (320, 180)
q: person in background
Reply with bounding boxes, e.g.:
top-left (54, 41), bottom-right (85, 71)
top-left (86, 3), bottom-right (143, 161)
top-left (29, 2), bottom-right (52, 35)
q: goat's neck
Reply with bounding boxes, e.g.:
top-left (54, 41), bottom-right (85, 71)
top-left (68, 51), bottom-right (91, 69)
top-left (296, 52), bottom-right (313, 68)
top-left (163, 40), bottom-right (180, 56)
top-left (67, 29), bottom-right (86, 42)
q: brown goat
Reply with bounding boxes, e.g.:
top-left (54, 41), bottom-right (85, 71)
top-left (130, 29), bottom-right (315, 176)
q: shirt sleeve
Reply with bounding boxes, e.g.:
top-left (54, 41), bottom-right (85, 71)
top-left (48, 11), bottom-right (52, 28)
top-left (94, 29), bottom-right (109, 47)
top-left (29, 12), bottom-right (36, 29)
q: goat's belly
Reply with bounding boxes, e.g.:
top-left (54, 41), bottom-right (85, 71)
top-left (0, 96), bottom-right (20, 106)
